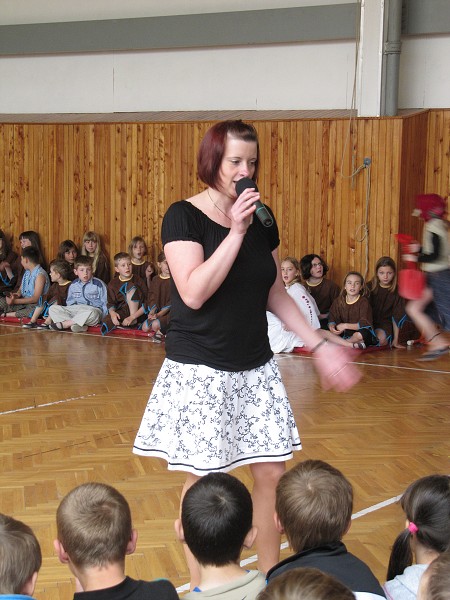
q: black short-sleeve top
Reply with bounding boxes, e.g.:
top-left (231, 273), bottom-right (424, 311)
top-left (162, 200), bottom-right (279, 371)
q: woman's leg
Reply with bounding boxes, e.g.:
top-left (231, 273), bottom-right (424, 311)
top-left (406, 288), bottom-right (444, 347)
top-left (180, 472), bottom-right (201, 590)
top-left (249, 461), bottom-right (286, 574)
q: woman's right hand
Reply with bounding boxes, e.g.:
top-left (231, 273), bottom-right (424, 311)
top-left (229, 186), bottom-right (259, 234)
top-left (314, 342), bottom-right (361, 392)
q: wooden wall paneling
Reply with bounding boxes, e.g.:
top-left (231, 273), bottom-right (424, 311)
top-left (325, 119), bottom-right (338, 281)
top-left (290, 122), bottom-right (302, 260)
top-left (278, 121), bottom-right (290, 257)
top-left (47, 125), bottom-right (57, 263)
top-left (142, 123), bottom-right (154, 254)
top-left (320, 120), bottom-right (330, 268)
top-left (153, 122), bottom-right (165, 259)
top-left (426, 109), bottom-right (450, 197)
top-left (0, 126), bottom-right (7, 235)
top-left (1, 110), bottom-right (449, 285)
top-left (399, 112), bottom-right (428, 254)
top-left (370, 118), bottom-right (386, 271)
top-left (63, 125), bottom-right (74, 248)
top-left (13, 125), bottom-right (25, 241)
top-left (331, 119), bottom-right (346, 285)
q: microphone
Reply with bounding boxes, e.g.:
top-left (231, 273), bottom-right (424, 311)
top-left (235, 177), bottom-right (274, 228)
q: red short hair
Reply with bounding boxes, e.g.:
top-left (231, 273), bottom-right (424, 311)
top-left (197, 120), bottom-right (260, 189)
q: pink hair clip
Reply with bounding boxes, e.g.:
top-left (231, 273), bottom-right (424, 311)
top-left (408, 522), bottom-right (419, 534)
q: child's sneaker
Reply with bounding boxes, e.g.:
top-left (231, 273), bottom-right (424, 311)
top-left (22, 322), bottom-right (37, 329)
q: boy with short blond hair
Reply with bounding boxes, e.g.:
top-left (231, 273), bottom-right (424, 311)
top-left (54, 482), bottom-right (178, 600)
top-left (48, 256), bottom-right (107, 332)
top-left (267, 459), bottom-right (385, 598)
top-left (101, 252), bottom-right (146, 335)
top-left (0, 513), bottom-right (42, 598)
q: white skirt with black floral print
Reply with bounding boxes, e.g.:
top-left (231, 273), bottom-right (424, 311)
top-left (133, 358), bottom-right (301, 475)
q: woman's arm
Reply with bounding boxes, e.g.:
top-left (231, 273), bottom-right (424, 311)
top-left (164, 190), bottom-right (257, 310)
top-left (267, 249), bottom-right (360, 391)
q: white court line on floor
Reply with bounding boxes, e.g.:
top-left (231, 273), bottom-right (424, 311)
top-left (0, 393), bottom-right (97, 416)
top-left (176, 492), bottom-right (403, 593)
top-left (279, 353), bottom-right (450, 375)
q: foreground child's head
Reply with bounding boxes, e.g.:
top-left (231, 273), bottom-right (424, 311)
top-left (0, 513), bottom-right (42, 595)
top-left (418, 552), bottom-right (450, 600)
top-left (257, 567), bottom-right (355, 600)
top-left (177, 472), bottom-right (255, 567)
top-left (387, 475), bottom-right (450, 580)
top-left (281, 257), bottom-right (301, 287)
top-left (55, 482), bottom-right (136, 571)
top-left (275, 460), bottom-right (352, 553)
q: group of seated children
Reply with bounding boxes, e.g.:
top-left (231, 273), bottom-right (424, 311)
top-left (267, 253), bottom-right (413, 354)
top-left (2, 462), bottom-right (447, 600)
top-left (0, 229), bottom-right (170, 337)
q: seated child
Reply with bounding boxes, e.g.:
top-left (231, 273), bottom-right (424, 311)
top-left (142, 251), bottom-right (171, 337)
top-left (0, 512), bottom-right (42, 599)
top-left (48, 256), bottom-right (107, 333)
top-left (101, 252), bottom-right (147, 335)
top-left (81, 230), bottom-right (111, 284)
top-left (0, 247), bottom-right (50, 318)
top-left (267, 257), bottom-right (320, 353)
top-left (384, 474), bottom-right (449, 600)
top-left (300, 254), bottom-right (340, 329)
top-left (175, 472), bottom-right (266, 599)
top-left (0, 229), bottom-right (21, 296)
top-left (128, 236), bottom-right (156, 290)
top-left (22, 259), bottom-right (72, 329)
top-left (54, 482), bottom-right (178, 600)
top-left (257, 567), bottom-right (355, 600)
top-left (327, 271), bottom-right (378, 349)
top-left (367, 257), bottom-right (409, 348)
top-left (417, 552), bottom-right (450, 600)
top-left (267, 459), bottom-right (385, 598)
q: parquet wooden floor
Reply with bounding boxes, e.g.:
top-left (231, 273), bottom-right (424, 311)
top-left (0, 322), bottom-right (448, 599)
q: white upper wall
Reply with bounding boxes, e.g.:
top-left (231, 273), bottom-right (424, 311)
top-left (0, 0), bottom-right (355, 24)
top-left (0, 0), bottom-right (448, 114)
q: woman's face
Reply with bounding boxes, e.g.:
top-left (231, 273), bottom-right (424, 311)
top-left (218, 137), bottom-right (257, 199)
top-left (281, 261), bottom-right (298, 286)
top-left (310, 257), bottom-right (324, 279)
top-left (20, 237), bottom-right (32, 249)
top-left (84, 239), bottom-right (97, 254)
